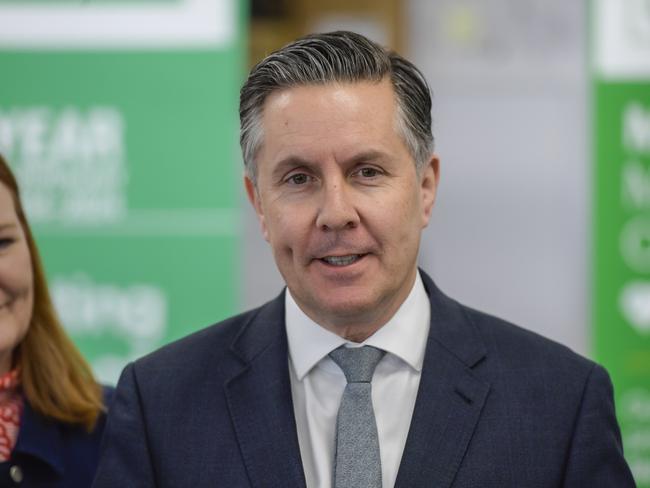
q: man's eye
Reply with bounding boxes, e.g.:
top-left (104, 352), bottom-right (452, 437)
top-left (287, 173), bottom-right (309, 185)
top-left (358, 167), bottom-right (380, 178)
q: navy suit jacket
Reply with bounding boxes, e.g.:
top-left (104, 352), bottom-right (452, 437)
top-left (93, 272), bottom-right (634, 487)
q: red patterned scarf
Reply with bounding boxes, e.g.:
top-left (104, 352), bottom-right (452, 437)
top-left (0, 369), bottom-right (23, 461)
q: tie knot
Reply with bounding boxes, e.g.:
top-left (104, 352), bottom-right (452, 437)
top-left (329, 346), bottom-right (386, 383)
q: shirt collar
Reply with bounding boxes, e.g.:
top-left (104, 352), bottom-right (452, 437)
top-left (286, 271), bottom-right (430, 380)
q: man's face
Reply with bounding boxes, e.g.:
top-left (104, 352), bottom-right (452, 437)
top-left (246, 79), bottom-right (439, 337)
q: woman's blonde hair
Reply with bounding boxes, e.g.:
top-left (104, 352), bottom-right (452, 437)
top-left (0, 153), bottom-right (104, 430)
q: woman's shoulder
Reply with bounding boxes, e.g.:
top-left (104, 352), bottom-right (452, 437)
top-left (8, 386), bottom-right (114, 487)
top-left (19, 389), bottom-right (110, 440)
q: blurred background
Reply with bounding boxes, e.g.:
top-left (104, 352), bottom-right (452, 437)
top-left (0, 0), bottom-right (648, 483)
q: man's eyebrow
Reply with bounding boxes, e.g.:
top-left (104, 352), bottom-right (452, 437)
top-left (272, 150), bottom-right (390, 176)
top-left (270, 156), bottom-right (315, 180)
top-left (0, 223), bottom-right (18, 231)
top-left (346, 150), bottom-right (390, 165)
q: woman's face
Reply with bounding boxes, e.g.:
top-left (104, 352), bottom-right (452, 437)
top-left (0, 183), bottom-right (33, 375)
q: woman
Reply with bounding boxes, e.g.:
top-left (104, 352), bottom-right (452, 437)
top-left (0, 153), bottom-right (111, 487)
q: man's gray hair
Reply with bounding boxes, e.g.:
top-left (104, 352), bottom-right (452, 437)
top-left (239, 31), bottom-right (434, 183)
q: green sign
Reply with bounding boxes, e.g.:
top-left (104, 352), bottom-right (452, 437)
top-left (592, 1), bottom-right (650, 484)
top-left (0, 0), bottom-right (245, 383)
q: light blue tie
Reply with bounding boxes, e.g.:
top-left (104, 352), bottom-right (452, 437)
top-left (329, 345), bottom-right (386, 488)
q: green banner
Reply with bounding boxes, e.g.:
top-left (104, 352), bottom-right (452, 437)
top-left (0, 0), bottom-right (245, 384)
top-left (592, 1), bottom-right (650, 484)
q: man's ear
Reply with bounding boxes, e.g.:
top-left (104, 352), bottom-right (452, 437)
top-left (420, 154), bottom-right (440, 228)
top-left (244, 176), bottom-right (269, 242)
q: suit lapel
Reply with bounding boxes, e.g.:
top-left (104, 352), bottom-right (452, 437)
top-left (395, 272), bottom-right (491, 488)
top-left (224, 273), bottom-right (488, 488)
top-left (224, 292), bottom-right (307, 488)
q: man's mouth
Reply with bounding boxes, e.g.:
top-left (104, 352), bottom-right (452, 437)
top-left (319, 254), bottom-right (366, 266)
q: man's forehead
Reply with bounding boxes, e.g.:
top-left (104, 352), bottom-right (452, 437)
top-left (251, 80), bottom-right (412, 176)
top-left (259, 80), bottom-right (399, 139)
top-left (262, 79), bottom-right (396, 111)
top-left (261, 81), bottom-right (398, 138)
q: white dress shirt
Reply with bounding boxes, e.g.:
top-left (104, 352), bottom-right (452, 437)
top-left (286, 271), bottom-right (431, 488)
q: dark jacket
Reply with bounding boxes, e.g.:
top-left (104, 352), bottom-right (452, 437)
top-left (93, 272), bottom-right (634, 487)
top-left (0, 388), bottom-right (113, 487)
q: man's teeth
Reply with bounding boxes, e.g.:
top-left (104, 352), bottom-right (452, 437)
top-left (321, 255), bottom-right (362, 266)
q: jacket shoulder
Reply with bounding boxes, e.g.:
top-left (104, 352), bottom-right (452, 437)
top-left (131, 300), bottom-right (275, 376)
top-left (462, 304), bottom-right (596, 377)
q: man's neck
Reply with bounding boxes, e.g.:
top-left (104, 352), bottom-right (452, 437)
top-left (289, 270), bottom-right (419, 342)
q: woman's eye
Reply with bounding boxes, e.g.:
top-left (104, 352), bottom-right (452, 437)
top-left (0, 238), bottom-right (14, 249)
top-left (287, 173), bottom-right (309, 185)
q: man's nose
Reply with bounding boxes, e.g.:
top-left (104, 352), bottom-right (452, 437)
top-left (315, 181), bottom-right (360, 231)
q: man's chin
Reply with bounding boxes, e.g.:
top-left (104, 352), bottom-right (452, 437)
top-left (300, 291), bottom-right (385, 329)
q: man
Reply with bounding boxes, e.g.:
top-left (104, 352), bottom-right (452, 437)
top-left (93, 32), bottom-right (634, 487)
